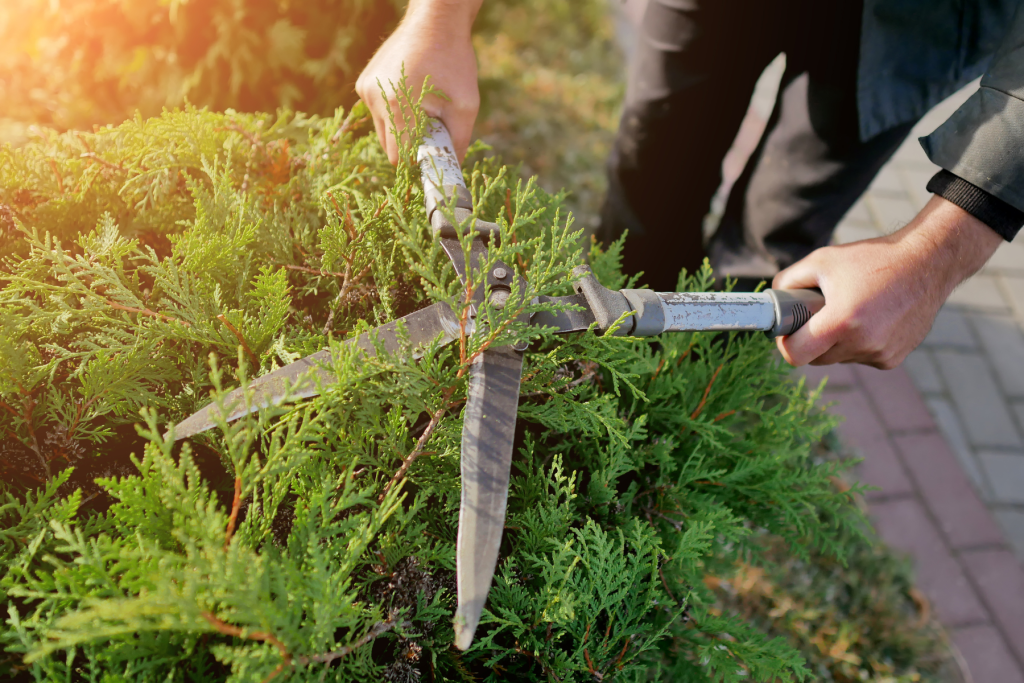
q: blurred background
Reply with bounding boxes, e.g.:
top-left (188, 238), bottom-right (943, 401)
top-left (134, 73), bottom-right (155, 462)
top-left (0, 0), bottom-right (623, 230)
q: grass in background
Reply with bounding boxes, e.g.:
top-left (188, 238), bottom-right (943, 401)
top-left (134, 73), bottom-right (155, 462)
top-left (473, 0), bottom-right (624, 232)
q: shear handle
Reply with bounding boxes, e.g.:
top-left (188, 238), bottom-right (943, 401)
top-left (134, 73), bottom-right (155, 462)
top-left (572, 265), bottom-right (825, 337)
top-left (417, 118), bottom-right (500, 242)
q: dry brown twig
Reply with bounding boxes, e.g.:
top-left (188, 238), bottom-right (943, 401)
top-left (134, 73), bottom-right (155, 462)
top-left (217, 314), bottom-right (260, 367)
top-left (202, 610), bottom-right (403, 683)
top-left (224, 476), bottom-right (242, 550)
top-left (107, 300), bottom-right (190, 327)
top-left (379, 385), bottom-right (457, 502)
top-left (278, 263), bottom-right (348, 279)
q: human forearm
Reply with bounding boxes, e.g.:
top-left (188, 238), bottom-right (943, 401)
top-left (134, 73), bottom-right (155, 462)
top-left (403, 0), bottom-right (484, 37)
top-left (901, 195), bottom-right (1004, 292)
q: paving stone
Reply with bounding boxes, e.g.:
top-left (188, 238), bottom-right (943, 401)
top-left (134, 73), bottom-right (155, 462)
top-left (923, 308), bottom-right (976, 348)
top-left (853, 366), bottom-right (935, 432)
top-left (869, 498), bottom-right (989, 626)
top-left (867, 166), bottom-right (907, 197)
top-left (969, 313), bottom-right (1024, 397)
top-left (1014, 401), bottom-right (1024, 435)
top-left (946, 274), bottom-right (1011, 311)
top-left (900, 167), bottom-right (937, 210)
top-left (933, 350), bottom-right (1022, 448)
top-left (983, 239), bottom-right (1024, 274)
top-left (892, 141), bottom-right (937, 171)
top-left (993, 508), bottom-right (1024, 562)
top-left (894, 433), bottom-right (1005, 549)
top-left (842, 199), bottom-right (872, 225)
top-left (865, 194), bottom-right (918, 232)
top-left (978, 451), bottom-right (1024, 504)
top-left (953, 624), bottom-right (1024, 683)
top-left (821, 390), bottom-right (915, 498)
top-left (925, 397), bottom-right (990, 493)
top-left (961, 549), bottom-right (1024, 664)
top-left (832, 221), bottom-right (880, 245)
top-left (902, 349), bottom-right (944, 394)
top-left (793, 363), bottom-right (856, 390)
top-left (1002, 274), bottom-right (1024, 322)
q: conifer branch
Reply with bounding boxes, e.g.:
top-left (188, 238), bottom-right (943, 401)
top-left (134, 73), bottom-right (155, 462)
top-left (217, 315), bottom-right (260, 368)
top-left (47, 159), bottom-right (64, 194)
top-left (224, 476), bottom-right (242, 549)
top-left (201, 611), bottom-right (292, 678)
top-left (321, 263), bottom-right (373, 335)
top-left (66, 395), bottom-right (101, 440)
top-left (6, 394), bottom-right (49, 478)
top-left (278, 264), bottom-right (348, 279)
top-left (379, 386), bottom-right (456, 502)
top-left (326, 190), bottom-right (357, 240)
top-left (80, 153), bottom-right (125, 173)
top-left (107, 300), bottom-right (190, 326)
top-left (613, 637), bottom-right (630, 669)
top-left (689, 364), bottom-right (724, 421)
top-left (659, 564), bottom-right (678, 604)
top-left (297, 612), bottom-right (402, 678)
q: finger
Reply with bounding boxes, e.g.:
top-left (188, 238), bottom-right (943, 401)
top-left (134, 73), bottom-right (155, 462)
top-left (385, 129), bottom-right (401, 167)
top-left (776, 306), bottom-right (843, 366)
top-left (445, 103), bottom-right (478, 162)
top-left (370, 111), bottom-right (388, 159)
top-left (771, 254), bottom-right (842, 366)
top-left (772, 253), bottom-right (824, 291)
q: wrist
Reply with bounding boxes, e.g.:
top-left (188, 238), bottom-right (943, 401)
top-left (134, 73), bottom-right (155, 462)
top-left (404, 0), bottom-right (483, 38)
top-left (900, 195), bottom-right (1002, 293)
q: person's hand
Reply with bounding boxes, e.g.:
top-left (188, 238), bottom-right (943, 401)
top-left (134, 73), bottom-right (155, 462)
top-left (773, 195), bottom-right (1003, 369)
top-left (356, 0), bottom-right (483, 166)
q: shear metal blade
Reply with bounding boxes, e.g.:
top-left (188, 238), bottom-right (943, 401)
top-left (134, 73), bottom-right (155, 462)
top-left (530, 293), bottom-right (597, 334)
top-left (171, 302), bottom-right (462, 440)
top-left (453, 345), bottom-right (525, 650)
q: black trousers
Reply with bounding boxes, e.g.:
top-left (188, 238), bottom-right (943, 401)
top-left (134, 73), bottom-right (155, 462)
top-left (597, 0), bottom-right (917, 293)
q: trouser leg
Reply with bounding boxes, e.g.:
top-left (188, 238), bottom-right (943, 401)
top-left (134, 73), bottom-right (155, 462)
top-left (708, 0), bottom-right (916, 283)
top-left (596, 0), bottom-right (782, 293)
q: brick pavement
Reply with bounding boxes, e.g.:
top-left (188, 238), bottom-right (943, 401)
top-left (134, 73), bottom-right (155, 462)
top-left (797, 363), bottom-right (1024, 682)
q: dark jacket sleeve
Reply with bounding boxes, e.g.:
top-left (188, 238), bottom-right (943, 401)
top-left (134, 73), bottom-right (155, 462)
top-left (920, 1), bottom-right (1024, 213)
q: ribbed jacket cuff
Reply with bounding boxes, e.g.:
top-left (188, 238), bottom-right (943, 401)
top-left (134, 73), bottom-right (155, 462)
top-left (927, 170), bottom-right (1024, 242)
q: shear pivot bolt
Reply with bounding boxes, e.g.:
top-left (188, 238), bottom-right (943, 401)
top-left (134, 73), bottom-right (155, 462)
top-left (492, 267), bottom-right (508, 280)
top-left (490, 290), bottom-right (510, 309)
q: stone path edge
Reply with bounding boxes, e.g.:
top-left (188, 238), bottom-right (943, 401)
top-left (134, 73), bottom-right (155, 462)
top-left (796, 363), bottom-right (1024, 683)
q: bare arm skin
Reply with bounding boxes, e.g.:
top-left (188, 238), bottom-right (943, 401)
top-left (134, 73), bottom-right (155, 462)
top-left (773, 195), bottom-right (1003, 369)
top-left (356, 0), bottom-right (484, 165)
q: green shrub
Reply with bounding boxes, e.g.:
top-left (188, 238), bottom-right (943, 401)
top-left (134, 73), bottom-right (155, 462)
top-left (0, 97), bottom-right (862, 682)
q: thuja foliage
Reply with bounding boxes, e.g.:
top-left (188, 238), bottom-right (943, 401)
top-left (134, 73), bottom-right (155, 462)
top-left (0, 95), bottom-right (863, 681)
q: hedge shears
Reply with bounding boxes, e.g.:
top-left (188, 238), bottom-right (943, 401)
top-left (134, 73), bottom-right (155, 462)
top-left (171, 120), bottom-right (824, 650)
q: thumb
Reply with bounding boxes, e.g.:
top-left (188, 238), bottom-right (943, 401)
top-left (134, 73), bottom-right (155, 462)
top-left (772, 254), bottom-right (839, 366)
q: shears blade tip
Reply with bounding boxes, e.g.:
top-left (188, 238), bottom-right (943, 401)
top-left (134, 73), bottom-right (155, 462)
top-left (452, 607), bottom-right (479, 651)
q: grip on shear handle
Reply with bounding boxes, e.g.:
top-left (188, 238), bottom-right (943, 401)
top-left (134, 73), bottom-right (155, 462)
top-left (766, 289), bottom-right (826, 338)
top-left (417, 118), bottom-right (501, 242)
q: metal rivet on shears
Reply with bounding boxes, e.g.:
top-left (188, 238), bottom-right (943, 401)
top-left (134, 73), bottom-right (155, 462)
top-left (492, 267), bottom-right (508, 280)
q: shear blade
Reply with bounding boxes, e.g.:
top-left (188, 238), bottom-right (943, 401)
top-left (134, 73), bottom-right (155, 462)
top-left (170, 302), bottom-right (462, 440)
top-left (454, 345), bottom-right (525, 650)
